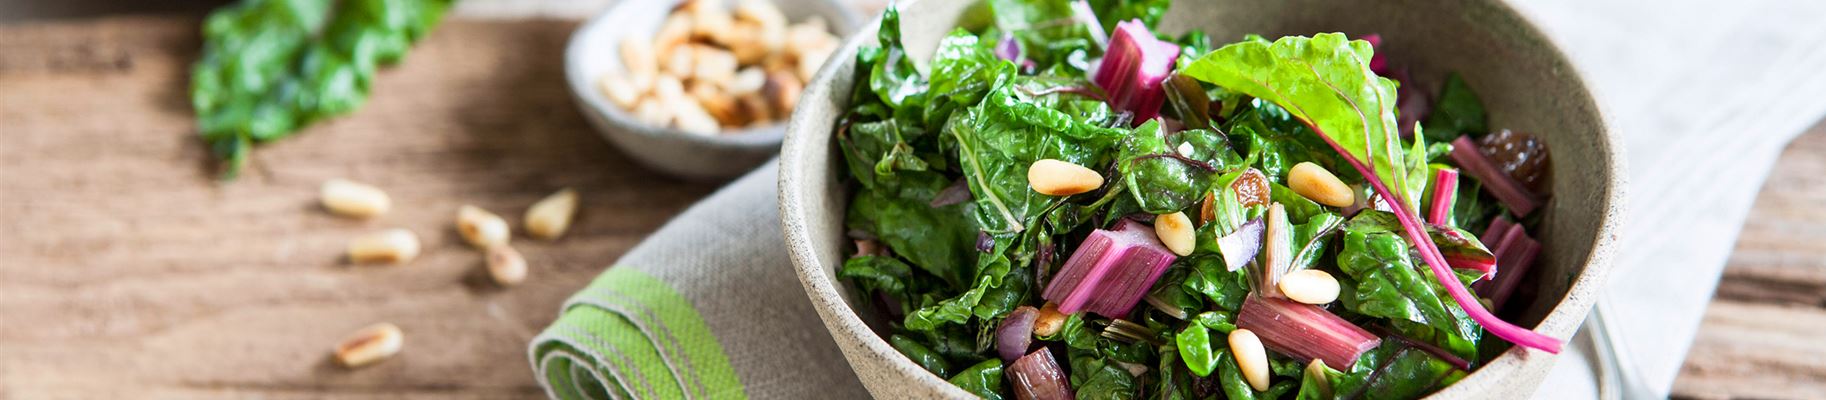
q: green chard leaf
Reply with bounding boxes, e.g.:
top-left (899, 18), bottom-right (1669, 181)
top-left (1421, 72), bottom-right (1489, 142)
top-left (1182, 33), bottom-right (1425, 212)
top-left (1069, 351), bottom-right (1141, 400)
top-left (949, 84), bottom-right (1125, 233)
top-left (948, 359), bottom-right (1007, 399)
top-left (890, 334), bottom-right (953, 377)
top-left (1329, 340), bottom-right (1468, 399)
top-left (193, 0), bottom-right (450, 178)
top-left (1335, 211), bottom-right (1479, 341)
top-left (845, 171), bottom-right (979, 286)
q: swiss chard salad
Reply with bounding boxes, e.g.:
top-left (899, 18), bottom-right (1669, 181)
top-left (836, 1), bottom-right (1557, 398)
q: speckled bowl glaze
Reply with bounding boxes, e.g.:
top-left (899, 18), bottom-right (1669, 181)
top-left (780, 0), bottom-right (1625, 398)
top-left (565, 0), bottom-right (860, 179)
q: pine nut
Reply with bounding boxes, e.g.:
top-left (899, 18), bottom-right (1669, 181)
top-left (1289, 162), bottom-right (1354, 207)
top-left (655, 14), bottom-right (693, 57)
top-left (1032, 302), bottom-right (1066, 337)
top-left (1027, 159), bottom-right (1103, 196)
top-left (1278, 269), bottom-right (1341, 305)
top-left (727, 67), bottom-right (766, 96)
top-left (334, 322), bottom-right (403, 368)
top-left (598, 74), bottom-right (641, 109)
top-left (733, 0), bottom-right (787, 42)
top-left (663, 43), bottom-right (695, 79)
top-left (692, 46), bottom-right (739, 87)
top-left (761, 70), bottom-right (802, 116)
top-left (1154, 211), bottom-right (1194, 256)
top-left (795, 45), bottom-right (833, 83)
top-left (486, 245), bottom-right (528, 286)
top-left (456, 205), bottom-right (511, 249)
top-left (525, 188), bottom-right (579, 240)
top-left (620, 36), bottom-right (657, 78)
top-left (633, 98), bottom-right (672, 127)
top-left (319, 179), bottom-right (390, 219)
top-left (687, 0), bottom-right (733, 41)
top-left (690, 81), bottom-right (741, 126)
top-left (347, 228), bottom-right (420, 265)
top-left (1229, 328), bottom-right (1271, 392)
top-left (1305, 359), bottom-right (1333, 396)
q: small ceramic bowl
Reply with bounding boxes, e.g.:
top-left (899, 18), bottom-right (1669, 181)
top-left (564, 0), bottom-right (861, 179)
top-left (781, 0), bottom-right (1626, 398)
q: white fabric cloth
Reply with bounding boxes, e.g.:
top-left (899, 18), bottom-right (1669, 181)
top-left (1514, 0), bottom-right (1826, 398)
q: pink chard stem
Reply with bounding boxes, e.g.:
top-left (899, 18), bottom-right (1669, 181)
top-left (1304, 122), bottom-right (1563, 354)
top-left (1428, 168), bottom-right (1459, 226)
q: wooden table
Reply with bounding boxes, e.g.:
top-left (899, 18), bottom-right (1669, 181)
top-left (1671, 122), bottom-right (1826, 400)
top-left (0, 17), bottom-right (718, 399)
top-left (0, 14), bottom-right (1820, 400)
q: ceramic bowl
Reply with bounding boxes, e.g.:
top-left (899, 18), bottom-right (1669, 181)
top-left (565, 0), bottom-right (861, 179)
top-left (780, 0), bottom-right (1626, 398)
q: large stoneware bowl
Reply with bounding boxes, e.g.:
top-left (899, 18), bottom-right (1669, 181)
top-left (780, 0), bottom-right (1625, 398)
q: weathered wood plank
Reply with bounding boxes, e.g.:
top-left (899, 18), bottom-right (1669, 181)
top-left (0, 16), bottom-right (717, 399)
top-left (1673, 124), bottom-right (1826, 400)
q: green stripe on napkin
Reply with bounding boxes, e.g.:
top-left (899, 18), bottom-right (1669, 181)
top-left (530, 268), bottom-right (746, 400)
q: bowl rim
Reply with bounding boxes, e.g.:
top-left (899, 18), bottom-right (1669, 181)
top-left (779, 0), bottom-right (1628, 397)
top-left (562, 0), bottom-right (864, 151)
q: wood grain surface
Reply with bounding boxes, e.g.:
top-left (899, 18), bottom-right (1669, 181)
top-left (0, 17), bottom-right (717, 399)
top-left (1671, 122), bottom-right (1826, 400)
top-left (2, 12), bottom-right (1823, 400)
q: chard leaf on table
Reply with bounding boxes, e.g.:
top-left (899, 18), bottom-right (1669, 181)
top-left (193, 0), bottom-right (451, 177)
top-left (947, 359), bottom-right (1007, 399)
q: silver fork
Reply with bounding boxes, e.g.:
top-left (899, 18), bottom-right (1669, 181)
top-left (1589, 300), bottom-right (1659, 399)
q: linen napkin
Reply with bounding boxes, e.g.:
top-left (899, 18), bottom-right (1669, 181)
top-left (528, 162), bottom-right (868, 400)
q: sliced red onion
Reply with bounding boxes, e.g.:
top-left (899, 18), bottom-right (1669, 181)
top-left (1451, 135), bottom-right (1541, 217)
top-left (996, 32), bottom-right (1024, 63)
top-left (1216, 218), bottom-right (1265, 272)
top-left (1042, 219), bottom-right (1178, 318)
top-left (1008, 349), bottom-right (1074, 400)
top-left (930, 178), bottom-right (972, 207)
top-left (1428, 168), bottom-right (1459, 226)
top-left (1091, 20), bottom-right (1179, 124)
top-left (1236, 295), bottom-right (1381, 369)
top-left (997, 306), bottom-right (1040, 362)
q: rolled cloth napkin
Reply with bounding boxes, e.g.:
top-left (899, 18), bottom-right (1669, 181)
top-left (528, 162), bottom-right (868, 399)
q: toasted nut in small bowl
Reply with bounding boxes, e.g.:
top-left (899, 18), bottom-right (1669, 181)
top-left (566, 0), bottom-right (860, 179)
